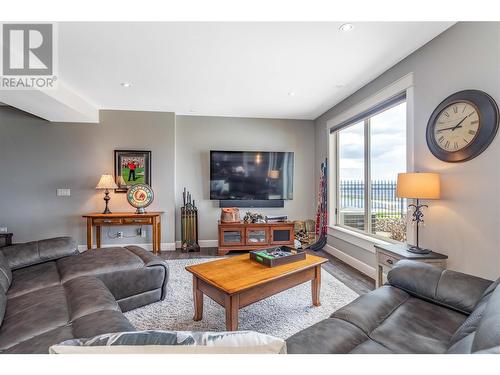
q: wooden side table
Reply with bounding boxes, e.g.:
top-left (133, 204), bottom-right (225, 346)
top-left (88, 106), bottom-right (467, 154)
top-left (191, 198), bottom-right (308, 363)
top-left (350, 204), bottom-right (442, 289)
top-left (0, 233), bottom-right (13, 248)
top-left (375, 243), bottom-right (448, 288)
top-left (83, 212), bottom-right (163, 254)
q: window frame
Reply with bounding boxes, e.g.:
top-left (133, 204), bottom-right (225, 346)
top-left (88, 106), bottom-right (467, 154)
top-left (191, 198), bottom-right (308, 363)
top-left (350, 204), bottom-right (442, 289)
top-left (326, 73), bottom-right (415, 248)
top-left (333, 99), bottom-right (405, 242)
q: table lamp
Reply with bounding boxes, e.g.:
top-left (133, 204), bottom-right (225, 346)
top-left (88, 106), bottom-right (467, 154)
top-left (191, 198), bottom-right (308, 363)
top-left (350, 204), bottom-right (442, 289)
top-left (96, 174), bottom-right (118, 214)
top-left (396, 172), bottom-right (440, 254)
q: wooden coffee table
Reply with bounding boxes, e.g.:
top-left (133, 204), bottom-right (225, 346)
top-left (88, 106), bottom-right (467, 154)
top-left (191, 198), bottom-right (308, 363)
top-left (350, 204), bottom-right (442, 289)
top-left (185, 253), bottom-right (328, 331)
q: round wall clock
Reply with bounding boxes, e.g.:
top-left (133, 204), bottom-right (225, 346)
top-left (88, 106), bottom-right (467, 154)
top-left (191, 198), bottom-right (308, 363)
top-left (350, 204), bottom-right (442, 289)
top-left (127, 184), bottom-right (154, 214)
top-left (426, 90), bottom-right (499, 163)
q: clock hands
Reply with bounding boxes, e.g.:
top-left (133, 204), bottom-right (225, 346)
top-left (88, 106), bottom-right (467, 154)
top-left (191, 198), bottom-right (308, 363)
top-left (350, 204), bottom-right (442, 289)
top-left (436, 124), bottom-right (462, 133)
top-left (436, 114), bottom-right (471, 133)
top-left (451, 116), bottom-right (468, 130)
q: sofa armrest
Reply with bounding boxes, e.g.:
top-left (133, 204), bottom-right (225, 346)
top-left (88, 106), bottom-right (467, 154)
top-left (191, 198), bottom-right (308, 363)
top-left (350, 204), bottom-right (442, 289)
top-left (387, 260), bottom-right (492, 314)
top-left (124, 246), bottom-right (168, 267)
top-left (124, 245), bottom-right (169, 297)
top-left (0, 237), bottom-right (78, 270)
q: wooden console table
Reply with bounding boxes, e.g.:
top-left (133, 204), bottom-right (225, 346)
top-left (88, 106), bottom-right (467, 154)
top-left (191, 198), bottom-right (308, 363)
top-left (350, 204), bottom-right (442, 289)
top-left (83, 212), bottom-right (163, 254)
top-left (218, 221), bottom-right (295, 256)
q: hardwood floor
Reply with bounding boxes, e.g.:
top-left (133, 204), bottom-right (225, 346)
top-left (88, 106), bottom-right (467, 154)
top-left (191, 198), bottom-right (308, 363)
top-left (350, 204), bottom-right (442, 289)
top-left (158, 247), bottom-right (375, 295)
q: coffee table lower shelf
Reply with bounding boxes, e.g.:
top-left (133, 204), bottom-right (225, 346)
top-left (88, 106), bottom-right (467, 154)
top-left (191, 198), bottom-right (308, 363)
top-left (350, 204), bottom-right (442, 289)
top-left (187, 257), bottom-right (326, 331)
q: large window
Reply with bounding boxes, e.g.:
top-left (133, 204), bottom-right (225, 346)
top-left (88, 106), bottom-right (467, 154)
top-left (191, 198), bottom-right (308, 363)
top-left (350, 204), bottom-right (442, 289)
top-left (331, 98), bottom-right (407, 242)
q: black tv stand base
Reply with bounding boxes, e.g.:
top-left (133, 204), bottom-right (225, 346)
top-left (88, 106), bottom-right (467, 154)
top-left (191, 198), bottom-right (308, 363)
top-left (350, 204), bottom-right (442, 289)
top-left (219, 200), bottom-right (284, 208)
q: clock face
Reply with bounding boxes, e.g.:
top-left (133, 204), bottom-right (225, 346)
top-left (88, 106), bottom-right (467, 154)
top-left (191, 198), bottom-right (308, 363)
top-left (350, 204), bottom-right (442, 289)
top-left (433, 101), bottom-right (480, 152)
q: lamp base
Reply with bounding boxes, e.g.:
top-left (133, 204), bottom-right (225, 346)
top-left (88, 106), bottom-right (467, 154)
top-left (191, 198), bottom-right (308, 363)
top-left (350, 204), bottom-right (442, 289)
top-left (102, 189), bottom-right (112, 214)
top-left (407, 245), bottom-right (431, 254)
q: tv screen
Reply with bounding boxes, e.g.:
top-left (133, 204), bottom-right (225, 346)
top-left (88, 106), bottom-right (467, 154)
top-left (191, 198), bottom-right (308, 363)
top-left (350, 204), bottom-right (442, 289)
top-left (210, 151), bottom-right (294, 200)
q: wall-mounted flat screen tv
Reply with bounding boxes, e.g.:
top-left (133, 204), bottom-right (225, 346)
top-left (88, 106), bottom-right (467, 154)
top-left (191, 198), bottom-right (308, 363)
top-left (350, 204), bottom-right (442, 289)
top-left (210, 150), bottom-right (294, 200)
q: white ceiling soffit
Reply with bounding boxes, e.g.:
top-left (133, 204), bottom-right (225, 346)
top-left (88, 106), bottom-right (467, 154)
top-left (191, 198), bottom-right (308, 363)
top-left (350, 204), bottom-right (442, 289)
top-left (0, 82), bottom-right (99, 123)
top-left (0, 31), bottom-right (98, 122)
top-left (2, 22), bottom-right (454, 122)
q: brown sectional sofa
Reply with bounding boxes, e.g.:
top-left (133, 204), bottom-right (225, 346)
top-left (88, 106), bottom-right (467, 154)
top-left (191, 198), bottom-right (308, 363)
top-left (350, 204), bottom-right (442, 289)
top-left (0, 237), bottom-right (169, 353)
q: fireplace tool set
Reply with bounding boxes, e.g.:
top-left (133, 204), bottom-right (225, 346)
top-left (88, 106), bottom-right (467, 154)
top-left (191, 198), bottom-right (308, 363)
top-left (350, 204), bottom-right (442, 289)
top-left (181, 188), bottom-right (200, 252)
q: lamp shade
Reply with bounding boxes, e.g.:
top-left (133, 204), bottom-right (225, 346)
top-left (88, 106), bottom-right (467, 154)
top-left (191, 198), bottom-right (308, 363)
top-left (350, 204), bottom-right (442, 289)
top-left (96, 174), bottom-right (118, 190)
top-left (396, 172), bottom-right (440, 199)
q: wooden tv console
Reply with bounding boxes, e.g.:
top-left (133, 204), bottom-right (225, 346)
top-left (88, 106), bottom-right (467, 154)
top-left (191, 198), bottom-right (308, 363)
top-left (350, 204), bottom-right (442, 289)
top-left (218, 221), bottom-right (295, 256)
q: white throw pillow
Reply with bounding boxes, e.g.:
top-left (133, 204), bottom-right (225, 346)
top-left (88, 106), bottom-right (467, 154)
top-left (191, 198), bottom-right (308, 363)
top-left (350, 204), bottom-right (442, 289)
top-left (49, 330), bottom-right (287, 354)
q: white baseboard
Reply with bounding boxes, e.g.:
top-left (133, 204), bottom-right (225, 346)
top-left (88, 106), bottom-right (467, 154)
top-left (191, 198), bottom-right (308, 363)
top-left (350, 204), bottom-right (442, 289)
top-left (323, 243), bottom-right (376, 279)
top-left (78, 242), bottom-right (176, 252)
top-left (78, 240), bottom-right (219, 252)
top-left (175, 240), bottom-right (218, 249)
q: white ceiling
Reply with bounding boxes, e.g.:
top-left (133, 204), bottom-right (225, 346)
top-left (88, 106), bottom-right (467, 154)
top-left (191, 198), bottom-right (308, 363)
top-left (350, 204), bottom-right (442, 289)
top-left (3, 22), bottom-right (455, 121)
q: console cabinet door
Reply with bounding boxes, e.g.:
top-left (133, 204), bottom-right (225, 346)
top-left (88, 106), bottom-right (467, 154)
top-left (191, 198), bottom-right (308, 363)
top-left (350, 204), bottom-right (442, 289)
top-left (270, 226), bottom-right (294, 245)
top-left (245, 228), bottom-right (269, 245)
top-left (219, 227), bottom-right (245, 247)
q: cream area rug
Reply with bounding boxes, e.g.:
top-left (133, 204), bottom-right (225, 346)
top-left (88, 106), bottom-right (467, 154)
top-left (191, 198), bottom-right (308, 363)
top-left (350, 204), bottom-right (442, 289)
top-left (125, 258), bottom-right (359, 339)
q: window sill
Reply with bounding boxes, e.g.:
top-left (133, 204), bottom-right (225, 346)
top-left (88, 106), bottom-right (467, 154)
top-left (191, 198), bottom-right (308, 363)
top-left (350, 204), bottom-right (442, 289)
top-left (327, 225), bottom-right (393, 254)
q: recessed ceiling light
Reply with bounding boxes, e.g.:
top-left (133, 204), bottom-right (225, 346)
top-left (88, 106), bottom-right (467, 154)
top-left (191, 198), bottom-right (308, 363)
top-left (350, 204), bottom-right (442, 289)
top-left (339, 23), bottom-right (354, 32)
top-left (120, 82), bottom-right (132, 88)
top-left (288, 91), bottom-right (296, 96)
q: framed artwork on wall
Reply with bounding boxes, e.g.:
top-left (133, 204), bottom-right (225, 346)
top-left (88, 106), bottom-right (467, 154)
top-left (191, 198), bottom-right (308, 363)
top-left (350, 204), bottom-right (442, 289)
top-left (114, 150), bottom-right (151, 193)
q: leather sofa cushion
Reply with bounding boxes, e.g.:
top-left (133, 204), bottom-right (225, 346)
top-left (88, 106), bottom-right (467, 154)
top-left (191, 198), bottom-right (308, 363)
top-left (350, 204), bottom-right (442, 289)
top-left (0, 251), bottom-right (12, 294)
top-left (447, 332), bottom-right (475, 354)
top-left (57, 247), bottom-right (144, 283)
top-left (4, 326), bottom-right (74, 354)
top-left (71, 310), bottom-right (135, 339)
top-left (0, 285), bottom-right (69, 350)
top-left (64, 276), bottom-right (120, 321)
top-left (1, 237), bottom-right (77, 270)
top-left (388, 260), bottom-right (492, 314)
top-left (369, 296), bottom-right (466, 353)
top-left (331, 285), bottom-right (409, 334)
top-left (287, 317), bottom-right (370, 354)
top-left (471, 285), bottom-right (500, 353)
top-left (5, 311), bottom-right (136, 354)
top-left (0, 292), bottom-right (5, 328)
top-left (448, 294), bottom-right (491, 348)
top-left (97, 267), bottom-right (166, 302)
top-left (7, 262), bottom-right (61, 299)
top-left (349, 339), bottom-right (393, 354)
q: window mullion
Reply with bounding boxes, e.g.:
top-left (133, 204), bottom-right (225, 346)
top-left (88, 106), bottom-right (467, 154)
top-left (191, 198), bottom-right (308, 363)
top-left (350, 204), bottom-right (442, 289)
top-left (335, 132), bottom-right (340, 225)
top-left (364, 118), bottom-right (371, 234)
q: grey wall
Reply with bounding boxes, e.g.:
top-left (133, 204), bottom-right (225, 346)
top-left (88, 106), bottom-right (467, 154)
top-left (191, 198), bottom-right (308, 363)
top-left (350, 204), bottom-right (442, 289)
top-left (0, 108), bottom-right (315, 248)
top-left (315, 22), bottom-right (500, 280)
top-left (0, 108), bottom-right (176, 247)
top-left (175, 115), bottom-right (316, 241)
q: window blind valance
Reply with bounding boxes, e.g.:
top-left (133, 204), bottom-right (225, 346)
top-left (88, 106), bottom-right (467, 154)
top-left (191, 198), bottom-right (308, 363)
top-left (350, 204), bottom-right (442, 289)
top-left (329, 91), bottom-right (406, 133)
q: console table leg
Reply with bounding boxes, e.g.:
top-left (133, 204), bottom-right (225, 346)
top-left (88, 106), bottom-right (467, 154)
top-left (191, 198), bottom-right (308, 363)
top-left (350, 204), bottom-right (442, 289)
top-left (156, 217), bottom-right (161, 253)
top-left (96, 226), bottom-right (101, 248)
top-left (376, 265), bottom-right (383, 288)
top-left (152, 218), bottom-right (158, 254)
top-left (225, 294), bottom-right (239, 331)
top-left (86, 218), bottom-right (93, 250)
top-left (312, 265), bottom-right (321, 306)
top-left (193, 276), bottom-right (203, 321)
